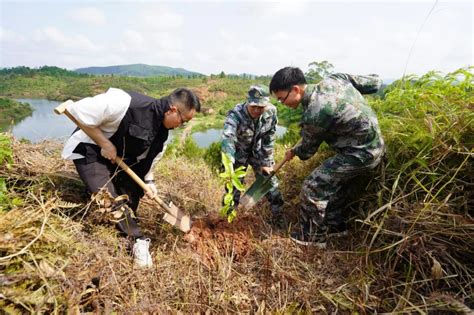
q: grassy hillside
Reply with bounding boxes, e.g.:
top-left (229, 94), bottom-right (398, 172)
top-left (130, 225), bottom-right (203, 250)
top-left (0, 68), bottom-right (273, 136)
top-left (0, 98), bottom-right (33, 130)
top-left (0, 67), bottom-right (304, 145)
top-left (74, 63), bottom-right (203, 77)
top-left (0, 70), bottom-right (201, 101)
top-left (0, 67), bottom-right (472, 313)
top-left (1, 67), bottom-right (261, 110)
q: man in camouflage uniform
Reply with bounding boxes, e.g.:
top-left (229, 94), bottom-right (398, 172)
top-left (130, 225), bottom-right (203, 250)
top-left (270, 67), bottom-right (385, 247)
top-left (221, 85), bottom-right (284, 224)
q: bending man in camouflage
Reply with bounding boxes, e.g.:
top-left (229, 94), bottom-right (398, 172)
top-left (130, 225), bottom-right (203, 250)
top-left (270, 67), bottom-right (385, 247)
top-left (221, 85), bottom-right (284, 224)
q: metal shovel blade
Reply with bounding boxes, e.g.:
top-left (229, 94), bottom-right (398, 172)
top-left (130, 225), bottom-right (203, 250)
top-left (151, 196), bottom-right (193, 232)
top-left (163, 213), bottom-right (192, 232)
top-left (240, 174), bottom-right (274, 210)
top-left (239, 157), bottom-right (290, 210)
top-left (162, 201), bottom-right (192, 232)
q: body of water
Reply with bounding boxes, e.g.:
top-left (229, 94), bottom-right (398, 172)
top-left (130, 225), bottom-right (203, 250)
top-left (8, 99), bottom-right (287, 148)
top-left (11, 99), bottom-right (76, 143)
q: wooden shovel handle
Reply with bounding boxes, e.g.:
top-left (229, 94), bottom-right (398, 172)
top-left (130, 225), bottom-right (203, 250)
top-left (270, 142), bottom-right (299, 175)
top-left (114, 157), bottom-right (180, 217)
top-left (272, 157), bottom-right (288, 174)
top-left (53, 100), bottom-right (72, 115)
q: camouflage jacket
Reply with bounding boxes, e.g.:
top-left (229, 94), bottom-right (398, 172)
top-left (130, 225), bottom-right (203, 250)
top-left (293, 73), bottom-right (385, 166)
top-left (221, 103), bottom-right (278, 167)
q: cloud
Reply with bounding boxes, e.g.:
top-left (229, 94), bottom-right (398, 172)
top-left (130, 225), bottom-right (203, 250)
top-left (194, 52), bottom-right (214, 64)
top-left (70, 7), bottom-right (106, 26)
top-left (188, 28), bottom-right (267, 73)
top-left (33, 26), bottom-right (101, 52)
top-left (139, 4), bottom-right (183, 31)
top-left (0, 27), bottom-right (25, 43)
top-left (115, 27), bottom-right (184, 67)
top-left (107, 4), bottom-right (186, 67)
top-left (269, 32), bottom-right (290, 42)
top-left (265, 0), bottom-right (309, 17)
top-left (119, 30), bottom-right (145, 53)
top-left (1, 1), bottom-right (471, 76)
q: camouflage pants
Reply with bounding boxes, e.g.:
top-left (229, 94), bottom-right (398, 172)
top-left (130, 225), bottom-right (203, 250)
top-left (300, 154), bottom-right (379, 229)
top-left (229, 162), bottom-right (284, 212)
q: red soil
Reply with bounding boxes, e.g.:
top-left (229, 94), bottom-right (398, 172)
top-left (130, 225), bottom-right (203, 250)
top-left (183, 213), bottom-right (265, 266)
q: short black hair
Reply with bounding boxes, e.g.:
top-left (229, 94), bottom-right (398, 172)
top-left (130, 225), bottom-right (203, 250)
top-left (269, 67), bottom-right (307, 93)
top-left (170, 88), bottom-right (201, 113)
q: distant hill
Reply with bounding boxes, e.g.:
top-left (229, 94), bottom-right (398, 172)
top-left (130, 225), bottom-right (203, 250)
top-left (227, 73), bottom-right (256, 78)
top-left (0, 66), bottom-right (86, 77)
top-left (74, 64), bottom-right (203, 77)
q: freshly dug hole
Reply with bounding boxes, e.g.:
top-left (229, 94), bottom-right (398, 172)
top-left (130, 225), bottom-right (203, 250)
top-left (183, 212), bottom-right (266, 265)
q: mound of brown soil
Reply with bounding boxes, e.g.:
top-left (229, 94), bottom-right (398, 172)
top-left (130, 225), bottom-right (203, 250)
top-left (184, 213), bottom-right (266, 266)
top-left (192, 86), bottom-right (227, 102)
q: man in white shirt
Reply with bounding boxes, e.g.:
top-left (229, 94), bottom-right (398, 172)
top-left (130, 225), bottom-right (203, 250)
top-left (62, 87), bottom-right (201, 268)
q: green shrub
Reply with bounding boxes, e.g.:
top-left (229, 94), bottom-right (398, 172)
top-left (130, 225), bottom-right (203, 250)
top-left (369, 67), bottom-right (473, 199)
top-left (275, 102), bottom-right (303, 125)
top-left (168, 137), bottom-right (204, 160)
top-left (276, 124), bottom-right (299, 145)
top-left (0, 133), bottom-right (13, 166)
top-left (0, 98), bottom-right (33, 126)
top-left (0, 134), bottom-right (13, 210)
top-left (203, 141), bottom-right (223, 173)
top-left (351, 67), bottom-right (474, 310)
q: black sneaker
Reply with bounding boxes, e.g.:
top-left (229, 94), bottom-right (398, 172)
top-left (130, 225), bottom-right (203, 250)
top-left (326, 223), bottom-right (348, 237)
top-left (290, 222), bottom-right (327, 248)
top-left (290, 230), bottom-right (327, 248)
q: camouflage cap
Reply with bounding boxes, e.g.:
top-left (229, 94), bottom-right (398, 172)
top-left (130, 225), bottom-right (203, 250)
top-left (247, 85), bottom-right (271, 107)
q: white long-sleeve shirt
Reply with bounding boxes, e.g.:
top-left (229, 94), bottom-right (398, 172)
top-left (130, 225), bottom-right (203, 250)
top-left (62, 87), bottom-right (167, 181)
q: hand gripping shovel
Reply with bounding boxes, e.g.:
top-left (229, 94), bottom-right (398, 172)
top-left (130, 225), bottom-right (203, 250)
top-left (55, 100), bottom-right (192, 232)
top-left (239, 157), bottom-right (289, 210)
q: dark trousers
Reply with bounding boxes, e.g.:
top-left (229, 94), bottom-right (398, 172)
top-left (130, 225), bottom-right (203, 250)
top-left (74, 158), bottom-right (144, 239)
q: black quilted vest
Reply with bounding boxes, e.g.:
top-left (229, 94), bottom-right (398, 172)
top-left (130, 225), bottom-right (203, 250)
top-left (73, 91), bottom-right (170, 179)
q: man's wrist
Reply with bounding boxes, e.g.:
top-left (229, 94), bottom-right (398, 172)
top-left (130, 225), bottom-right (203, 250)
top-left (144, 179), bottom-right (155, 184)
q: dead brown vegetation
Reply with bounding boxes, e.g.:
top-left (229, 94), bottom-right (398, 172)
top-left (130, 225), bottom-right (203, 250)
top-left (1, 135), bottom-right (472, 313)
top-left (1, 139), bottom-right (355, 313)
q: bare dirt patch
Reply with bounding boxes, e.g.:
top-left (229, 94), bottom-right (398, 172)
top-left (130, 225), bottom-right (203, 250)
top-left (184, 212), bottom-right (266, 266)
top-left (193, 85), bottom-right (227, 102)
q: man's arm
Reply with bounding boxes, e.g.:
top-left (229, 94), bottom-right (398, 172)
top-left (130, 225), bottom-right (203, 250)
top-left (259, 108), bottom-right (278, 168)
top-left (330, 73), bottom-right (382, 94)
top-left (221, 112), bottom-right (239, 163)
top-left (143, 142), bottom-right (168, 182)
top-left (292, 124), bottom-right (324, 160)
top-left (66, 88), bottom-right (130, 162)
top-left (79, 125), bottom-right (117, 162)
top-left (141, 142), bottom-right (168, 198)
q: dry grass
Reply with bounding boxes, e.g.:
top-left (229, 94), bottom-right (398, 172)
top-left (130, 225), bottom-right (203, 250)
top-left (1, 139), bottom-right (359, 314)
top-left (3, 139), bottom-right (470, 313)
top-left (2, 66), bottom-right (473, 315)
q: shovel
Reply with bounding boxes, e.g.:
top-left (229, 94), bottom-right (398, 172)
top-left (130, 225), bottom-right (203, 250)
top-left (239, 157), bottom-right (289, 209)
top-left (54, 100), bottom-right (192, 232)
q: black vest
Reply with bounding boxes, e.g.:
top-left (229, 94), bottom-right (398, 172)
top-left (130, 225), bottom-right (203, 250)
top-left (73, 91), bottom-right (170, 179)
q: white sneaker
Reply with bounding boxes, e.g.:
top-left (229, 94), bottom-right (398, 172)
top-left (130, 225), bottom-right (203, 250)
top-left (132, 238), bottom-right (153, 268)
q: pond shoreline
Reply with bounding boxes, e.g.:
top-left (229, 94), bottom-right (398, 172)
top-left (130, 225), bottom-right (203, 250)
top-left (0, 98), bottom-right (34, 130)
top-left (6, 98), bottom-right (287, 148)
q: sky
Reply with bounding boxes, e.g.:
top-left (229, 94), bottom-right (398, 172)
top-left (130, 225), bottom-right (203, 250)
top-left (0, 0), bottom-right (472, 79)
